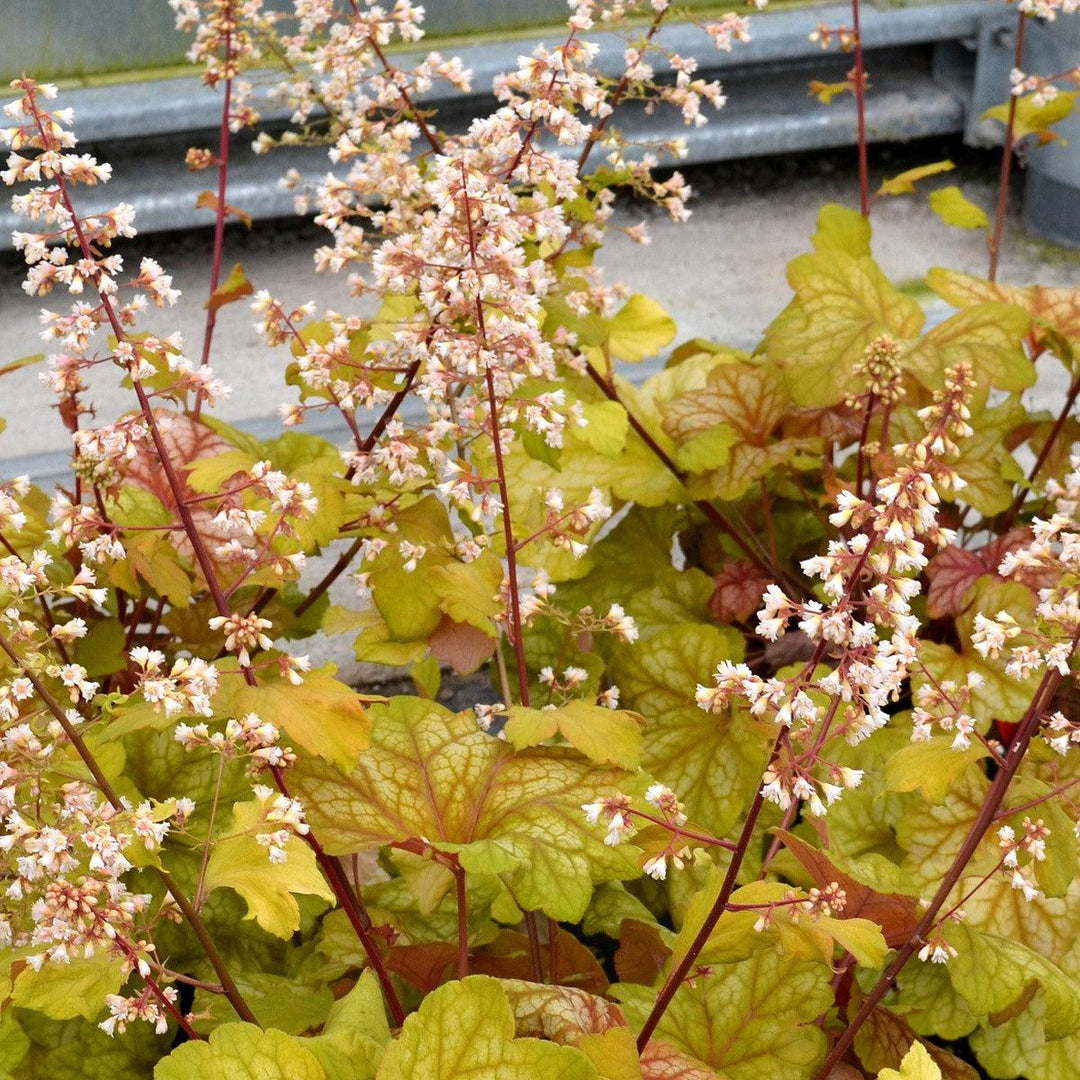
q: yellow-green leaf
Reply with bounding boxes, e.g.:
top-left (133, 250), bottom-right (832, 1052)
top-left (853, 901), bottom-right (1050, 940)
top-left (877, 160), bottom-right (955, 196)
top-left (292, 698), bottom-right (640, 921)
top-left (610, 625), bottom-right (764, 837)
top-left (885, 737), bottom-right (989, 804)
top-left (929, 186), bottom-right (989, 229)
top-left (983, 90), bottom-right (1078, 146)
top-left (877, 1041), bottom-right (943, 1080)
top-left (375, 976), bottom-right (597, 1079)
top-left (504, 701), bottom-right (642, 768)
top-left (616, 951), bottom-right (831, 1080)
top-left (764, 248), bottom-right (924, 407)
top-left (607, 294), bottom-right (677, 363)
top-left (11, 954), bottom-right (124, 1021)
top-left (219, 664), bottom-right (370, 772)
top-left (155, 1024), bottom-right (327, 1080)
top-left (203, 800), bottom-right (335, 938)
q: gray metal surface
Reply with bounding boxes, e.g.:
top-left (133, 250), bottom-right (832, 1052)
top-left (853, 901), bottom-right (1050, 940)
top-left (0, 2), bottom-right (1002, 247)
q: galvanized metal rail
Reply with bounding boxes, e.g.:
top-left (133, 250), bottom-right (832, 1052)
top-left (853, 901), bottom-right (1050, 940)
top-left (0, 1), bottom-right (1010, 245)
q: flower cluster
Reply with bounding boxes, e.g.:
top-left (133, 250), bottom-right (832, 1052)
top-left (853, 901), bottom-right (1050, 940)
top-left (697, 365), bottom-right (976, 816)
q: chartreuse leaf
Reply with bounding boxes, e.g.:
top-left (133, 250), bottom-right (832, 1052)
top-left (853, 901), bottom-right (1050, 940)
top-left (11, 954), bottom-right (124, 1021)
top-left (292, 698), bottom-right (640, 921)
top-left (578, 1028), bottom-right (642, 1079)
top-left (155, 1024), bottom-right (326, 1080)
top-left (877, 1041), bottom-right (943, 1080)
top-left (763, 241), bottom-right (924, 407)
top-left (672, 875), bottom-right (887, 970)
top-left (616, 951), bottom-right (832, 1080)
top-left (983, 90), bottom-right (1078, 145)
top-left (375, 976), bottom-right (597, 1079)
top-left (610, 625), bottom-right (764, 837)
top-left (971, 990), bottom-right (1080, 1080)
top-left (900, 303), bottom-right (1033, 410)
top-left (945, 923), bottom-right (1080, 1039)
top-left (206, 262), bottom-right (254, 313)
top-left (214, 663), bottom-right (370, 773)
top-left (429, 550), bottom-right (503, 634)
top-left (203, 800), bottom-right (335, 938)
top-left (303, 971), bottom-right (390, 1080)
top-left (885, 737), bottom-right (988, 805)
top-left (663, 360), bottom-right (819, 499)
top-left (503, 701), bottom-right (642, 768)
top-left (812, 203), bottom-right (871, 256)
top-left (607, 294), bottom-right (676, 362)
top-left (929, 186), bottom-right (989, 229)
top-left (877, 160), bottom-right (955, 197)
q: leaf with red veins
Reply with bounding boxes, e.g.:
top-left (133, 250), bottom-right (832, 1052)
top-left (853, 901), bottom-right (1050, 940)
top-left (502, 979), bottom-right (626, 1043)
top-left (118, 408), bottom-right (252, 573)
top-left (925, 527), bottom-right (1056, 620)
top-left (290, 697), bottom-right (641, 922)
top-left (708, 560), bottom-right (773, 623)
top-left (639, 1039), bottom-right (724, 1079)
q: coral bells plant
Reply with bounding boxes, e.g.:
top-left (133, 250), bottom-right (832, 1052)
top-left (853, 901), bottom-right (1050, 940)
top-left (1, 1), bottom-right (1080, 1077)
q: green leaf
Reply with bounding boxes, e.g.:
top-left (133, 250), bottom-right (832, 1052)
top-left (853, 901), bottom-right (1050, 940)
top-left (155, 1024), bottom-right (327, 1080)
top-left (929, 186), bottom-right (989, 229)
top-left (947, 923), bottom-right (1080, 1038)
top-left (877, 1041), bottom-right (943, 1080)
top-left (504, 701), bottom-right (642, 768)
top-left (812, 203), bottom-right (871, 257)
top-left (983, 90), bottom-right (1078, 146)
top-left (885, 737), bottom-right (989, 804)
top-left (607, 294), bottom-right (677, 363)
top-left (292, 698), bottom-right (640, 921)
top-left (216, 664), bottom-right (371, 772)
top-left (304, 971), bottom-right (390, 1080)
top-left (610, 625), bottom-right (763, 837)
top-left (764, 248), bottom-right (924, 407)
top-left (0, 1014), bottom-right (29, 1079)
top-left (877, 160), bottom-right (955, 197)
top-left (617, 951), bottom-right (831, 1080)
top-left (203, 800), bottom-right (336, 938)
top-left (375, 976), bottom-right (597, 1079)
top-left (900, 303), bottom-right (1033, 410)
top-left (11, 955), bottom-right (124, 1021)
top-left (74, 618), bottom-right (127, 678)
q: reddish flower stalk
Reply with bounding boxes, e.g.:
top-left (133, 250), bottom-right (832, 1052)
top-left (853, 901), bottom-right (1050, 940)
top-left (40, 126), bottom-right (407, 1029)
top-left (193, 13), bottom-right (234, 421)
top-left (988, 10), bottom-right (1027, 282)
top-left (850, 0), bottom-right (870, 216)
top-left (813, 636), bottom-right (1078, 1078)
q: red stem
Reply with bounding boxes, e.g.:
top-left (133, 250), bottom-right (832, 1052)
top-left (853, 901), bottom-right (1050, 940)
top-left (636, 729), bottom-right (786, 1052)
top-left (813, 637), bottom-right (1076, 1078)
top-left (1001, 368), bottom-right (1080, 529)
top-left (850, 0), bottom-right (870, 217)
top-left (193, 15), bottom-right (234, 421)
top-left (454, 865), bottom-right (469, 979)
top-left (988, 11), bottom-right (1026, 282)
top-left (41, 118), bottom-right (405, 1027)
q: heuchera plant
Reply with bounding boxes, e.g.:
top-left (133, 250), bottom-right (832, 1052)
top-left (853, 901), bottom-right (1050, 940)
top-left (1, 0), bottom-right (1079, 1077)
